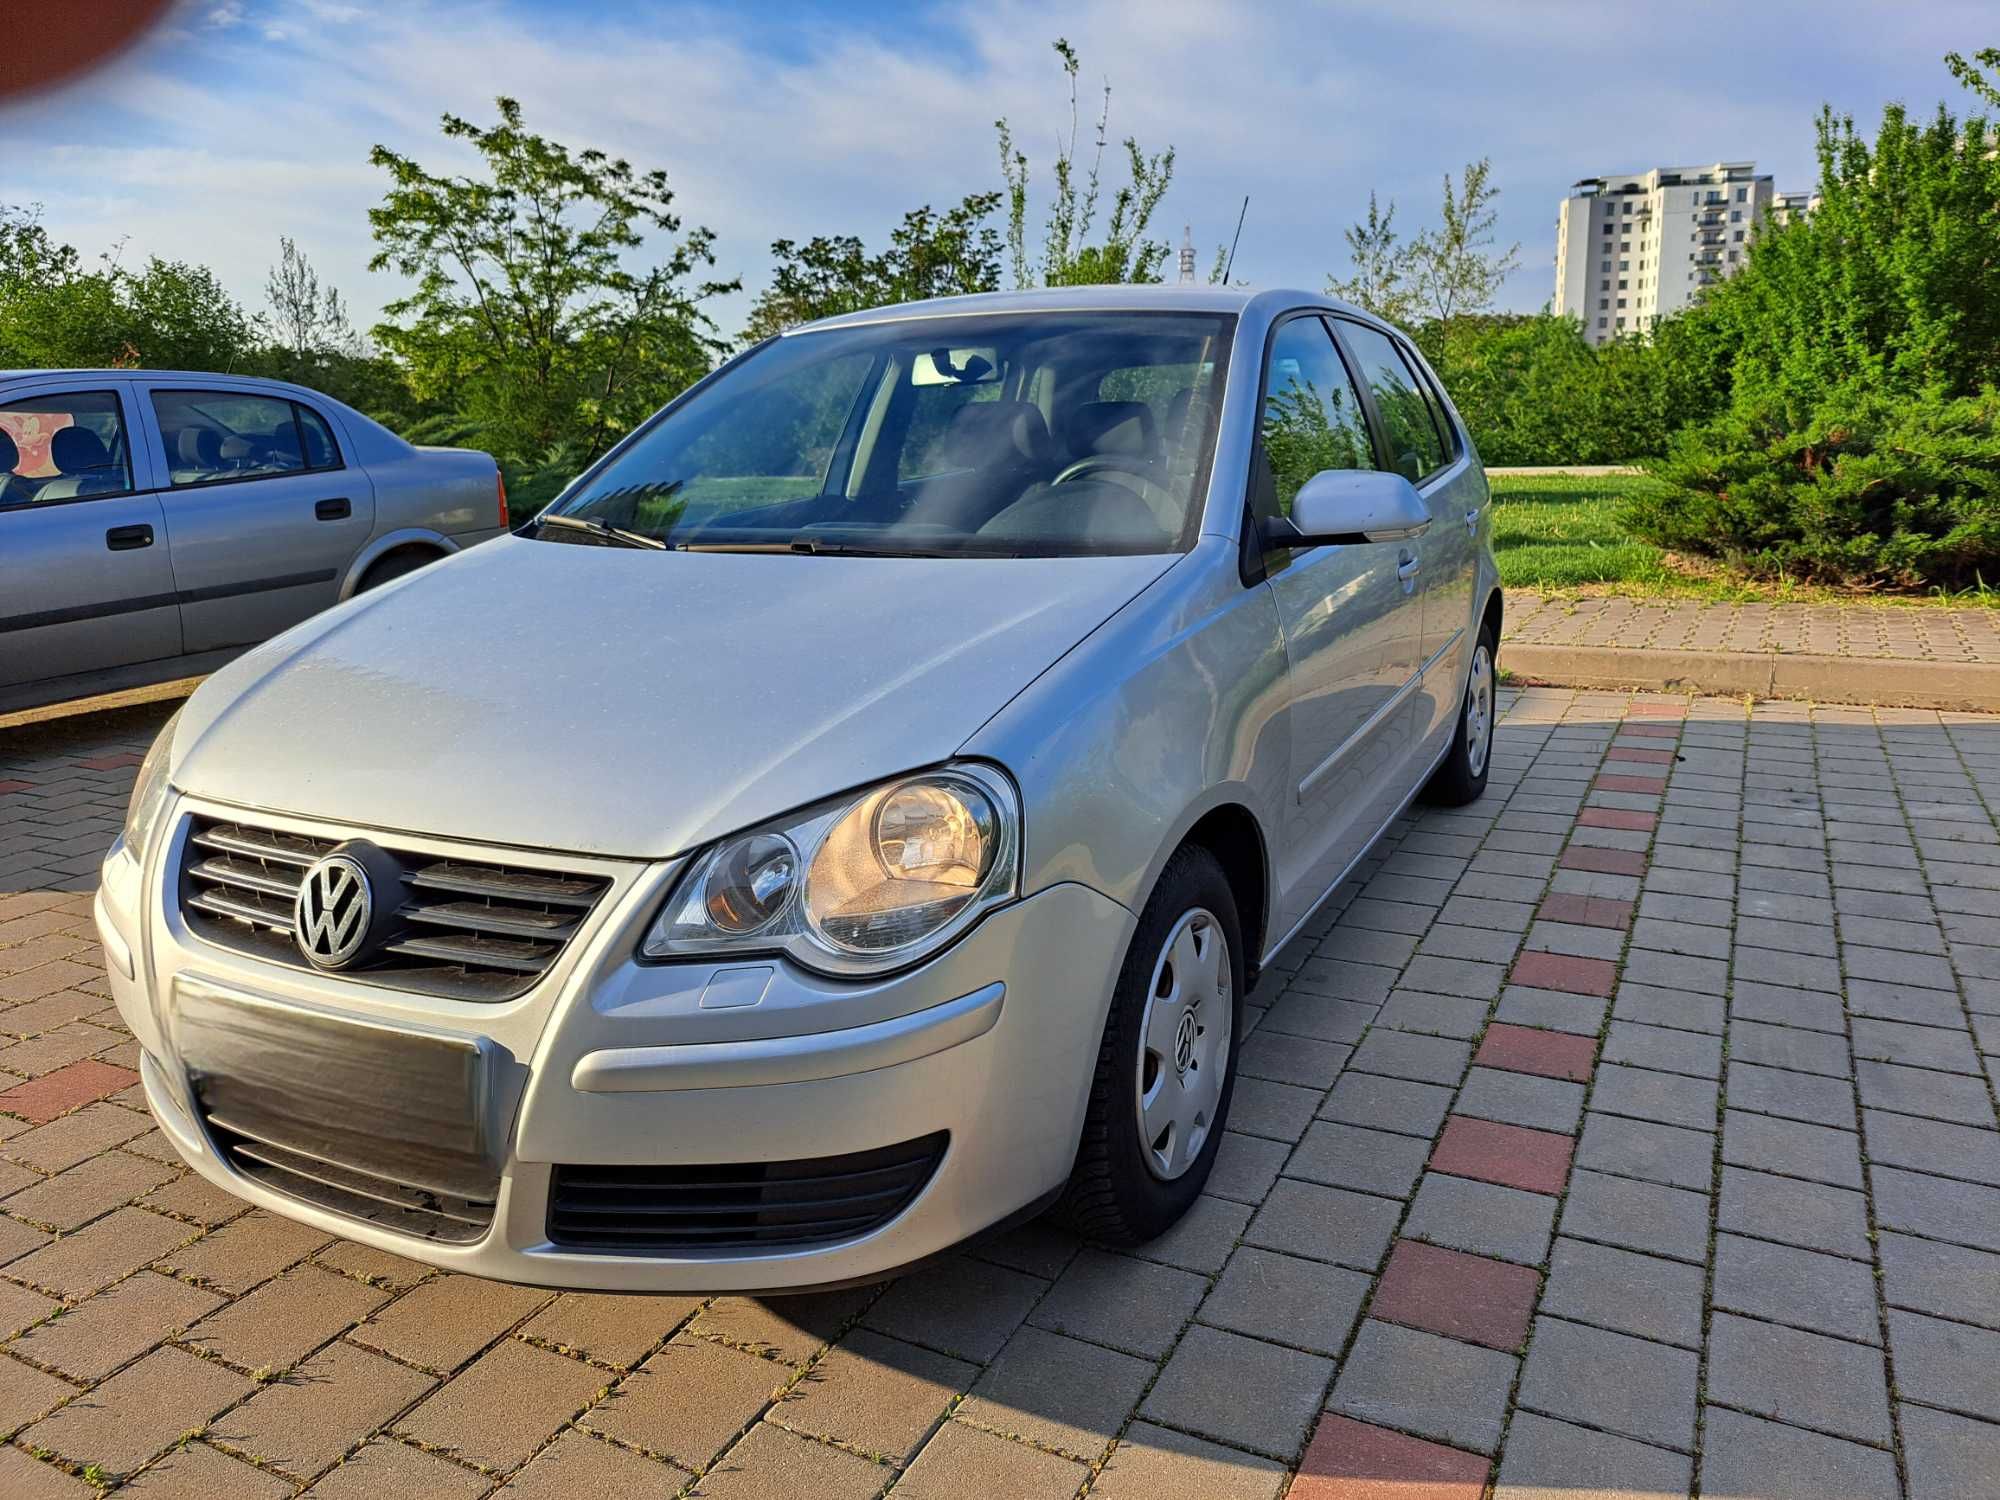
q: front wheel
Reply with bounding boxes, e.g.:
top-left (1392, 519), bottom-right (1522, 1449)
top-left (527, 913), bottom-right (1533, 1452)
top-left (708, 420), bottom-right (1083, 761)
top-left (1423, 621), bottom-right (1497, 806)
top-left (1055, 845), bottom-right (1243, 1245)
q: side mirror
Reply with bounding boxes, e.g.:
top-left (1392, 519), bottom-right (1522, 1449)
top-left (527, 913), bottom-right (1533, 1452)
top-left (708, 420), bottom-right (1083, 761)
top-left (1261, 469), bottom-right (1431, 548)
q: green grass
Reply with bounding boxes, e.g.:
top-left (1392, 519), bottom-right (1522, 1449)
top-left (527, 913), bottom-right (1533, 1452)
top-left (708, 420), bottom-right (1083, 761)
top-left (1489, 473), bottom-right (1688, 595)
top-left (1488, 472), bottom-right (2000, 606)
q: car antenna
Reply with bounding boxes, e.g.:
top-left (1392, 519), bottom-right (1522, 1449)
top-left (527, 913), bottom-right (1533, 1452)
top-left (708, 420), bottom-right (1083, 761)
top-left (1222, 196), bottom-right (1249, 284)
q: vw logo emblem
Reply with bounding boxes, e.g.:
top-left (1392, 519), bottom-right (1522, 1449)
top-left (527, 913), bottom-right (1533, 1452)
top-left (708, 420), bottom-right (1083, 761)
top-left (294, 853), bottom-right (373, 969)
top-left (1173, 1009), bottom-right (1197, 1075)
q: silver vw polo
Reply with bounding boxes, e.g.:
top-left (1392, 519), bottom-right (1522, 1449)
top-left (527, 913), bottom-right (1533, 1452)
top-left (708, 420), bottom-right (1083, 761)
top-left (96, 286), bottom-right (1501, 1291)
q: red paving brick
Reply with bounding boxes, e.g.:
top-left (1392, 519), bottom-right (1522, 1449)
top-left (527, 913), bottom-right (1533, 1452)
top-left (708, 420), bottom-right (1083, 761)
top-left (1474, 1023), bottom-right (1597, 1082)
top-left (1510, 950), bottom-right (1616, 997)
top-left (1577, 807), bottom-right (1656, 832)
top-left (1624, 702), bottom-right (1686, 717)
top-left (0, 1059), bottom-right (142, 1124)
top-left (1622, 721), bottom-right (1681, 737)
top-left (1594, 773), bottom-right (1667, 794)
top-left (0, 781), bottom-right (32, 796)
top-left (1291, 1415), bottom-right (1488, 1500)
top-left (1429, 1116), bottom-right (1574, 1195)
top-left (1536, 892), bottom-right (1633, 929)
top-left (76, 754), bottom-right (143, 771)
top-left (1606, 746), bottom-right (1676, 765)
top-left (1558, 846), bottom-right (1647, 878)
top-left (1368, 1239), bottom-right (1539, 1351)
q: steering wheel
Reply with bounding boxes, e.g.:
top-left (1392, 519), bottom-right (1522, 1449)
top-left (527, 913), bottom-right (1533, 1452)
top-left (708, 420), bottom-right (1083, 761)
top-left (1048, 455), bottom-right (1180, 521)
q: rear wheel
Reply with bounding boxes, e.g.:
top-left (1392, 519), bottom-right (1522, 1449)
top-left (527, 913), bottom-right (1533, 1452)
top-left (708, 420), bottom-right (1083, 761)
top-left (1056, 845), bottom-right (1243, 1245)
top-left (1423, 621), bottom-right (1497, 806)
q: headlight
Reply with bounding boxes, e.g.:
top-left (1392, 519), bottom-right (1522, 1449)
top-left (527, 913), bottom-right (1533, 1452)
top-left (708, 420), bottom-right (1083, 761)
top-left (122, 708), bottom-right (181, 858)
top-left (644, 764), bottom-right (1019, 976)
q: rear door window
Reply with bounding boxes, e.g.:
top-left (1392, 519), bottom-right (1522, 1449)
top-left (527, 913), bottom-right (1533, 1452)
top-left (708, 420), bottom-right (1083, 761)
top-left (153, 390), bottom-right (340, 487)
top-left (1333, 321), bottom-right (1450, 483)
top-left (0, 389), bottom-right (133, 507)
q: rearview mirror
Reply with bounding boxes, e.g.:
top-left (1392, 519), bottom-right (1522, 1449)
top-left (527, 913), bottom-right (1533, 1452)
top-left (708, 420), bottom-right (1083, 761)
top-left (1262, 469), bottom-right (1431, 548)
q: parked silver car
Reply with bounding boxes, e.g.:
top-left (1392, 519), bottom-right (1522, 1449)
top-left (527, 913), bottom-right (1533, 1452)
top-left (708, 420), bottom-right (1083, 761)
top-left (0, 370), bottom-right (506, 712)
top-left (97, 287), bottom-right (1500, 1291)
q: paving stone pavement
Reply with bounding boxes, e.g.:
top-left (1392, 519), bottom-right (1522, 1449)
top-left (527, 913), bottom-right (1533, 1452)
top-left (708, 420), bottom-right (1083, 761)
top-left (1505, 592), bottom-right (2000, 664)
top-left (7, 691), bottom-right (2000, 1495)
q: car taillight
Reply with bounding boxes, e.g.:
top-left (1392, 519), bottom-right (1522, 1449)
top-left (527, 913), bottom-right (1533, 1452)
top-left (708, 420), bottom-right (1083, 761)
top-left (496, 469), bottom-right (509, 529)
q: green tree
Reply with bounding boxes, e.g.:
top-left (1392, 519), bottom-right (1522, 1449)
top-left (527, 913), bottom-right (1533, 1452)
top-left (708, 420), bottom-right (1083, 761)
top-left (1328, 160), bottom-right (1519, 368)
top-left (1626, 53), bottom-right (2000, 587)
top-left (0, 208), bottom-right (254, 371)
top-left (1410, 160), bottom-right (1519, 365)
top-left (366, 97), bottom-right (736, 463)
top-left (1326, 192), bottom-right (1417, 326)
top-left (741, 193), bottom-right (1004, 342)
top-left (262, 236), bottom-right (361, 377)
top-left (995, 39), bottom-right (1175, 288)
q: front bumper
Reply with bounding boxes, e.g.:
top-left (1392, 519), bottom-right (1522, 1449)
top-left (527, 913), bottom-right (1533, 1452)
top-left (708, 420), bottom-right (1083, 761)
top-left (99, 797), bottom-right (1135, 1291)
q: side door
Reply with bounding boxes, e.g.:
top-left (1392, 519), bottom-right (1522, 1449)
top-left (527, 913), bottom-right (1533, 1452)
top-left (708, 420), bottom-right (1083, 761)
top-left (0, 383), bottom-right (182, 688)
top-left (1253, 315), bottom-right (1429, 936)
top-left (1332, 321), bottom-right (1479, 747)
top-left (139, 385), bottom-right (375, 653)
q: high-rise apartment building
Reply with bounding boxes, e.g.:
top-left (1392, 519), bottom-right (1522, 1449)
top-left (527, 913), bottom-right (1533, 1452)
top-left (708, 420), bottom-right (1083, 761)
top-left (1554, 162), bottom-right (1787, 343)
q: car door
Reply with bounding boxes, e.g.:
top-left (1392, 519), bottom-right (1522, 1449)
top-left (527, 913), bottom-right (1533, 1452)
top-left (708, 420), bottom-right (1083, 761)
top-left (139, 384), bottom-right (376, 653)
top-left (1332, 321), bottom-right (1476, 746)
top-left (0, 382), bottom-right (182, 689)
top-left (1253, 315), bottom-right (1429, 936)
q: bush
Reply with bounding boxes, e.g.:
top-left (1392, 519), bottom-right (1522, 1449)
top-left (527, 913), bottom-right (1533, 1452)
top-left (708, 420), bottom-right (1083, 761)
top-left (1436, 313), bottom-right (1732, 466)
top-left (1625, 385), bottom-right (2000, 589)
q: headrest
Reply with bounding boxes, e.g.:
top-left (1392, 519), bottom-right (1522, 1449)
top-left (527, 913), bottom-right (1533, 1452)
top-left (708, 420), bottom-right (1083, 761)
top-left (178, 426), bottom-right (222, 467)
top-left (50, 426), bottom-right (110, 473)
top-left (1069, 401), bottom-right (1158, 459)
top-left (0, 428), bottom-right (17, 474)
top-left (218, 435), bottom-right (258, 463)
top-left (939, 399), bottom-right (1053, 467)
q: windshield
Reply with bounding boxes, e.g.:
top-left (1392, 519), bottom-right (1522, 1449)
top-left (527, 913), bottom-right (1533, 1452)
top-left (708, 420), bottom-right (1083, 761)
top-left (541, 311), bottom-right (1234, 558)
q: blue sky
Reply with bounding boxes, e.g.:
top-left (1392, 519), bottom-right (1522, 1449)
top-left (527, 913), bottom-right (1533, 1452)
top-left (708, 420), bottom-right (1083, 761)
top-left (6, 0), bottom-right (1991, 340)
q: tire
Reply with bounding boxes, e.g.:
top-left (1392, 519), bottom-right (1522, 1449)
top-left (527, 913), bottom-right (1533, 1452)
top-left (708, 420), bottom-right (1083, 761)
top-left (1055, 844), bottom-right (1244, 1245)
top-left (356, 549), bottom-right (438, 592)
top-left (1423, 620), bottom-right (1497, 807)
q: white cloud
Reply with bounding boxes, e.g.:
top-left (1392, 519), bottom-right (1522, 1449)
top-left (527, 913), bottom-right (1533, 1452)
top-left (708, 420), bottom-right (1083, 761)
top-left (2, 0), bottom-right (1983, 341)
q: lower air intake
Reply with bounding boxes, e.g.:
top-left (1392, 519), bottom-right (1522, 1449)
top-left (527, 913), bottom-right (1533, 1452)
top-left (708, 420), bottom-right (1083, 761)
top-left (547, 1133), bottom-right (947, 1255)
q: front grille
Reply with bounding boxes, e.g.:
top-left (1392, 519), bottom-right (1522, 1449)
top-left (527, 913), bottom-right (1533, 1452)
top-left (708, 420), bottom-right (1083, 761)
top-left (547, 1133), bottom-right (948, 1255)
top-left (201, 1106), bottom-right (497, 1243)
top-left (178, 815), bottom-right (611, 1000)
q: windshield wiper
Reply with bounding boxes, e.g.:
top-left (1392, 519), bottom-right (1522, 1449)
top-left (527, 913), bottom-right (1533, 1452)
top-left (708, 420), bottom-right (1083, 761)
top-left (673, 538), bottom-right (970, 558)
top-left (534, 513), bottom-right (666, 550)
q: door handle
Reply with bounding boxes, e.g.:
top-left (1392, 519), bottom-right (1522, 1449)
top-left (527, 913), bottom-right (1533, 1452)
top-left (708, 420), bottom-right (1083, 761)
top-left (1397, 551), bottom-right (1422, 583)
top-left (314, 498), bottom-right (352, 521)
top-left (105, 524), bottom-right (153, 551)
top-left (1465, 506), bottom-right (1481, 534)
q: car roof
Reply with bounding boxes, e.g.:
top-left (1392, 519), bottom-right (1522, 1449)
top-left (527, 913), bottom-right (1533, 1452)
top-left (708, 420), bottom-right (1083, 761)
top-left (0, 370), bottom-right (335, 401)
top-left (788, 284), bottom-right (1386, 335)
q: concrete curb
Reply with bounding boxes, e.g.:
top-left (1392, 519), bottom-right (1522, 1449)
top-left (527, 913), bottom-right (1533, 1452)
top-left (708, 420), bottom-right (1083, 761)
top-left (1484, 464), bottom-right (1644, 477)
top-left (1503, 643), bottom-right (2000, 711)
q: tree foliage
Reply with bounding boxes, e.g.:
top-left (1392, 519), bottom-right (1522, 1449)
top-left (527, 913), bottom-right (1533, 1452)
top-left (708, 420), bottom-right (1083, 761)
top-left (1327, 160), bottom-right (1519, 366)
top-left (995, 39), bottom-right (1175, 288)
top-left (0, 206), bottom-right (255, 371)
top-left (1626, 59), bottom-right (2000, 586)
top-left (366, 96), bottom-right (735, 463)
top-left (1325, 193), bottom-right (1417, 327)
top-left (263, 236), bottom-right (361, 376)
top-left (741, 193), bottom-right (1003, 341)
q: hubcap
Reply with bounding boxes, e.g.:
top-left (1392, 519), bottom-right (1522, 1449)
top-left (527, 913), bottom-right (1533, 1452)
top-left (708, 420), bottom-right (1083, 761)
top-left (1465, 642), bottom-right (1494, 778)
top-left (1135, 907), bottom-right (1233, 1181)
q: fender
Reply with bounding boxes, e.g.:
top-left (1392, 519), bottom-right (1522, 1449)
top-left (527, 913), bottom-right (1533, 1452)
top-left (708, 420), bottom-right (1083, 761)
top-left (337, 527), bottom-right (459, 601)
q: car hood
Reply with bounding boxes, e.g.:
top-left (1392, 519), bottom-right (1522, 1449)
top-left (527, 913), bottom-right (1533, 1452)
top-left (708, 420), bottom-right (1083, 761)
top-left (170, 535), bottom-right (1176, 859)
